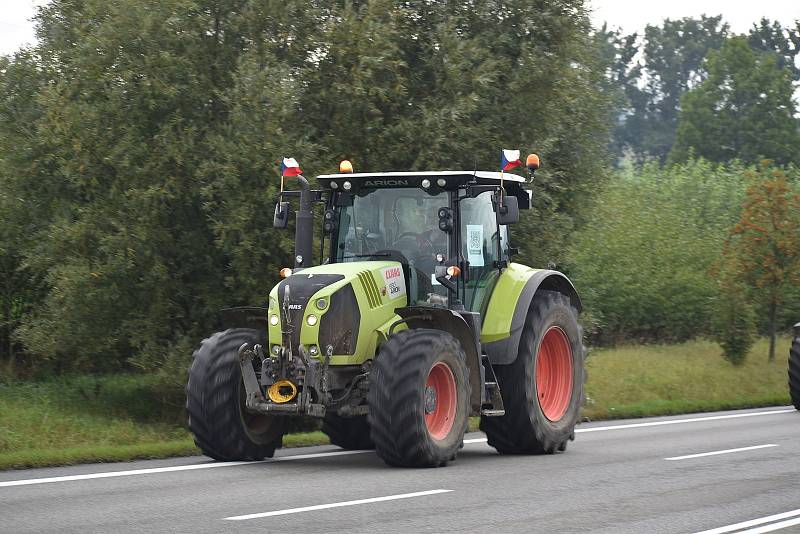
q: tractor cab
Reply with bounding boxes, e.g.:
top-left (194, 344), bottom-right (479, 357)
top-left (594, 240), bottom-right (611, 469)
top-left (317, 170), bottom-right (531, 314)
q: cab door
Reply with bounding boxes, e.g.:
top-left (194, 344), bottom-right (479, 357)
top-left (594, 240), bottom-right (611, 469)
top-left (459, 191), bottom-right (508, 315)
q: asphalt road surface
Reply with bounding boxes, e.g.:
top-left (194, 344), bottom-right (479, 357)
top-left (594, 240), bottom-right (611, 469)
top-left (2, 406), bottom-right (799, 533)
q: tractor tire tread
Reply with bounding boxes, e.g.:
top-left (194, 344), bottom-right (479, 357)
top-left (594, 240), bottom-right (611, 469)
top-left (186, 329), bottom-right (283, 461)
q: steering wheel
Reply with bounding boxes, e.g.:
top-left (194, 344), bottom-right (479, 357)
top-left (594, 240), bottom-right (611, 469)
top-left (392, 232), bottom-right (434, 256)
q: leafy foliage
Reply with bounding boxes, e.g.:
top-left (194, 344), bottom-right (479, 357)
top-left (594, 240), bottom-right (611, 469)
top-left (711, 273), bottom-right (756, 365)
top-left (0, 0), bottom-right (611, 373)
top-left (596, 16), bottom-right (800, 164)
top-left (715, 164), bottom-right (800, 360)
top-left (671, 37), bottom-right (800, 165)
top-left (567, 160), bottom-right (749, 344)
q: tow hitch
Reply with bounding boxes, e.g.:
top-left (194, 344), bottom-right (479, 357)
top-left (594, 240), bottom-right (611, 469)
top-left (237, 343), bottom-right (327, 417)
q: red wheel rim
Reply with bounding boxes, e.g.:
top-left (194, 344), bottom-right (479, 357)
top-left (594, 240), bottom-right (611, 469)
top-left (535, 326), bottom-right (574, 421)
top-left (424, 362), bottom-right (457, 440)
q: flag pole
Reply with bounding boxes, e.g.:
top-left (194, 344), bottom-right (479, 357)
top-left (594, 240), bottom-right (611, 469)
top-left (499, 153), bottom-right (504, 210)
top-left (279, 157), bottom-right (285, 195)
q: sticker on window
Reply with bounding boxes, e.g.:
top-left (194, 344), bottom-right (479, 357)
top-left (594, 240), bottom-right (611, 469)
top-left (466, 224), bottom-right (484, 267)
top-left (382, 266), bottom-right (406, 299)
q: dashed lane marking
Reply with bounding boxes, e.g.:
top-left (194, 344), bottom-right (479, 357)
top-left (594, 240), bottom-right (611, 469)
top-left (223, 489), bottom-right (452, 520)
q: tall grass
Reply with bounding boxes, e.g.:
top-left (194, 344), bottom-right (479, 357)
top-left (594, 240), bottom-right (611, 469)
top-left (583, 337), bottom-right (791, 420)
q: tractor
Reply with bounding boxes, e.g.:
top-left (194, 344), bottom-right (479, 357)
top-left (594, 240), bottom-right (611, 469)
top-left (186, 156), bottom-right (586, 467)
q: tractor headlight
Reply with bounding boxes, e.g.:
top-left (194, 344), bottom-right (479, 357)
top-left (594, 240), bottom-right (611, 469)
top-left (306, 314), bottom-right (318, 326)
top-left (269, 314), bottom-right (279, 326)
top-left (315, 298), bottom-right (328, 310)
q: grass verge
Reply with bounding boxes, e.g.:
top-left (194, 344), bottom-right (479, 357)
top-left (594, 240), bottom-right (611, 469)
top-left (1, 336), bottom-right (793, 470)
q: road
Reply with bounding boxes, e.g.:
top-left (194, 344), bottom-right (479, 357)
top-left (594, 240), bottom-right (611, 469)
top-left (1, 406), bottom-right (798, 533)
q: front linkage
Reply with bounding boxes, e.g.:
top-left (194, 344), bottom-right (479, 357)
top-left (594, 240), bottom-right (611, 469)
top-left (238, 342), bottom-right (369, 419)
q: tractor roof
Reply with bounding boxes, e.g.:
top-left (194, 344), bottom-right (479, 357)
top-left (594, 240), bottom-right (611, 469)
top-left (316, 170), bottom-right (526, 184)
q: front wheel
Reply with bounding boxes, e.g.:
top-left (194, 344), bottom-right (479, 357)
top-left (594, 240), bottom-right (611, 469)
top-left (186, 329), bottom-right (286, 461)
top-left (480, 290), bottom-right (585, 454)
top-left (790, 328), bottom-right (800, 410)
top-left (368, 329), bottom-right (470, 467)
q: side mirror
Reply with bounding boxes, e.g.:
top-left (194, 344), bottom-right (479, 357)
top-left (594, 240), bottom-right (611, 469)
top-left (496, 195), bottom-right (519, 225)
top-left (273, 201), bottom-right (289, 229)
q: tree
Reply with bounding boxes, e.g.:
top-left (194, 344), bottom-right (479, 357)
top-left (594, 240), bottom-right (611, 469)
top-left (592, 24), bottom-right (644, 162)
top-left (747, 18), bottom-right (800, 81)
top-left (719, 164), bottom-right (800, 361)
top-left (671, 37), bottom-right (800, 165)
top-left (635, 16), bottom-right (730, 162)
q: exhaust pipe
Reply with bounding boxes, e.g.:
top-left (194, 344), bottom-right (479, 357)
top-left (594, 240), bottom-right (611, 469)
top-left (294, 175), bottom-right (313, 269)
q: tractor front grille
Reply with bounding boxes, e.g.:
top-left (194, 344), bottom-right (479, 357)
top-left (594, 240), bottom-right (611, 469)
top-left (277, 273), bottom-right (344, 351)
top-left (319, 284), bottom-right (360, 355)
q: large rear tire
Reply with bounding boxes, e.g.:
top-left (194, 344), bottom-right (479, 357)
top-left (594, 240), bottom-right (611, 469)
top-left (368, 329), bottom-right (470, 467)
top-left (790, 328), bottom-right (800, 410)
top-left (322, 413), bottom-right (374, 450)
top-left (480, 290), bottom-right (585, 454)
top-left (186, 328), bottom-right (286, 461)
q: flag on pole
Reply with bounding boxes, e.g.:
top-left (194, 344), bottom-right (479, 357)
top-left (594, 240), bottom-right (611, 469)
top-left (281, 157), bottom-right (303, 177)
top-left (500, 149), bottom-right (521, 171)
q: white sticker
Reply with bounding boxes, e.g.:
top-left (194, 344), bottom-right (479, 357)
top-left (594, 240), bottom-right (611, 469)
top-left (382, 266), bottom-right (406, 299)
top-left (466, 224), bottom-right (484, 267)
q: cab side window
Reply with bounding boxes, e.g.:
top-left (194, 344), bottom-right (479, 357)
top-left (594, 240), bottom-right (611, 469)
top-left (459, 191), bottom-right (505, 313)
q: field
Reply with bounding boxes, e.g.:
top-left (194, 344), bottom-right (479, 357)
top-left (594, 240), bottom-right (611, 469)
top-left (0, 337), bottom-right (792, 470)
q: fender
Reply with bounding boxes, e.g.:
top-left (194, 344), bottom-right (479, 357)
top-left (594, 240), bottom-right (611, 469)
top-left (482, 264), bottom-right (581, 365)
top-left (395, 307), bottom-right (483, 414)
top-left (219, 306), bottom-right (269, 344)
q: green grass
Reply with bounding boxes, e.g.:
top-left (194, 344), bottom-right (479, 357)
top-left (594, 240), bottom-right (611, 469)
top-left (0, 336), bottom-right (793, 470)
top-left (583, 336), bottom-right (792, 420)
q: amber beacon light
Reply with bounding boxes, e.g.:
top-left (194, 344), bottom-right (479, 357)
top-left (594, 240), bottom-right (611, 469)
top-left (526, 153), bottom-right (541, 172)
top-left (339, 160), bottom-right (354, 173)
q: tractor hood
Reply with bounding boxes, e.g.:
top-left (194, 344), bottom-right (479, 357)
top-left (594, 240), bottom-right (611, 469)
top-left (267, 261), bottom-right (407, 365)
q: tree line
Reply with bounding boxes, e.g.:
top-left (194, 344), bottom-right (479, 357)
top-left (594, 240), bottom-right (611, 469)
top-left (0, 0), bottom-right (611, 375)
top-left (0, 1), bottom-right (797, 376)
top-left (597, 16), bottom-right (800, 165)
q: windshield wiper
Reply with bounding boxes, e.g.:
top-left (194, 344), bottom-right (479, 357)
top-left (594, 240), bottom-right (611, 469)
top-left (340, 253), bottom-right (391, 259)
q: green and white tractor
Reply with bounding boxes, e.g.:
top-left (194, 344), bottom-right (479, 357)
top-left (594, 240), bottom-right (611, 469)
top-left (186, 158), bottom-right (586, 467)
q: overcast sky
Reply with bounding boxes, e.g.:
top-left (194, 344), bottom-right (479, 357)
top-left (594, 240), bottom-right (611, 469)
top-left (1, 0), bottom-right (799, 56)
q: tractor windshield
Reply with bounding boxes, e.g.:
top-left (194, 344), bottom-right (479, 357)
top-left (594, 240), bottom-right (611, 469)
top-left (335, 188), bottom-right (449, 305)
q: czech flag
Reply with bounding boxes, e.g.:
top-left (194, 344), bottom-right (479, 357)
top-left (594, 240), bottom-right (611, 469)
top-left (501, 149), bottom-right (521, 171)
top-left (281, 157), bottom-right (303, 177)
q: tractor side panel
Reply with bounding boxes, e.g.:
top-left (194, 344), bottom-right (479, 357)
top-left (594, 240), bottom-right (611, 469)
top-left (481, 263), bottom-right (581, 365)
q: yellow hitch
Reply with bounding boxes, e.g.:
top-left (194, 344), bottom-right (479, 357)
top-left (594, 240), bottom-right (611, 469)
top-left (267, 379), bottom-right (298, 403)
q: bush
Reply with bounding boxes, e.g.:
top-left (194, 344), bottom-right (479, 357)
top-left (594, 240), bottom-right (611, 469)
top-left (712, 281), bottom-right (756, 365)
top-left (567, 159), bottom-right (747, 344)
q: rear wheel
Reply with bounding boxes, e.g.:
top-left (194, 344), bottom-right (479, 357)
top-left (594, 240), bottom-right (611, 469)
top-left (368, 329), bottom-right (470, 467)
top-left (186, 329), bottom-right (286, 461)
top-left (790, 328), bottom-right (800, 410)
top-left (480, 291), bottom-right (585, 454)
top-left (322, 413), bottom-right (374, 450)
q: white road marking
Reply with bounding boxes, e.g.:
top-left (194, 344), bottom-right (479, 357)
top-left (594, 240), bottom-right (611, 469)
top-left (664, 443), bottom-right (778, 461)
top-left (694, 508), bottom-right (800, 534)
top-left (0, 407), bottom-right (793, 488)
top-left (463, 408), bottom-right (794, 445)
top-left (575, 408), bottom-right (795, 433)
top-left (738, 517), bottom-right (800, 533)
top-left (223, 489), bottom-right (452, 521)
top-left (0, 450), bottom-right (372, 488)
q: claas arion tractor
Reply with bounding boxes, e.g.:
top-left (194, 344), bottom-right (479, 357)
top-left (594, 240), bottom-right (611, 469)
top-left (187, 155), bottom-right (586, 467)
